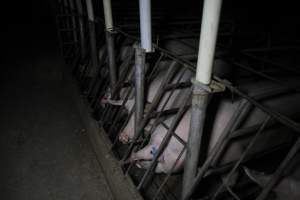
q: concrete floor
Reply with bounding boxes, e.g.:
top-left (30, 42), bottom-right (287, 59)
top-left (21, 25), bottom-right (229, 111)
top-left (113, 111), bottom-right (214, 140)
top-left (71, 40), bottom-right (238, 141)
top-left (0, 3), bottom-right (113, 200)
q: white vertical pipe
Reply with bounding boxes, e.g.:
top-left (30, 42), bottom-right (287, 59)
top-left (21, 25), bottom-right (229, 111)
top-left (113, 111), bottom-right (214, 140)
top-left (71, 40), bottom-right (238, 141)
top-left (86, 0), bottom-right (95, 21)
top-left (139, 0), bottom-right (153, 52)
top-left (103, 0), bottom-right (114, 31)
top-left (195, 0), bottom-right (223, 84)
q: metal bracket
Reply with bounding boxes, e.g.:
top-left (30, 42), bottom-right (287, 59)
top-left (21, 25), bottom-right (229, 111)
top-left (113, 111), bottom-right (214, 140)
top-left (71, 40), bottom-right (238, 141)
top-left (192, 78), bottom-right (226, 95)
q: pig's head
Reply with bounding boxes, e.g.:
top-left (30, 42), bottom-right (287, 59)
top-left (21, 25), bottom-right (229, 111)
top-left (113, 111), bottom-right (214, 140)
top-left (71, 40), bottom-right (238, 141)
top-left (105, 98), bottom-right (135, 144)
top-left (100, 88), bottom-right (112, 107)
top-left (129, 144), bottom-right (165, 173)
top-left (118, 112), bottom-right (135, 144)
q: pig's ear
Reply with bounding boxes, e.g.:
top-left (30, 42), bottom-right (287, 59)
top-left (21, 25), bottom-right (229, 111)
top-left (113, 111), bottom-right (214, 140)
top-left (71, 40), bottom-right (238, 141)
top-left (107, 99), bottom-right (124, 106)
top-left (244, 167), bottom-right (270, 187)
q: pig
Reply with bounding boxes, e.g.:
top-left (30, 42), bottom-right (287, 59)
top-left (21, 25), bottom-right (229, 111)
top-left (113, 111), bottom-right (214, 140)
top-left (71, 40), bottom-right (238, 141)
top-left (129, 78), bottom-right (300, 173)
top-left (116, 61), bottom-right (194, 143)
top-left (244, 154), bottom-right (300, 200)
top-left (103, 58), bottom-right (232, 144)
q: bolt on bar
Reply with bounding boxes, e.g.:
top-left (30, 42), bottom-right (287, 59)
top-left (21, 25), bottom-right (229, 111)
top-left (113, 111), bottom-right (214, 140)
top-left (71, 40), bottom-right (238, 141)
top-left (182, 0), bottom-right (223, 199)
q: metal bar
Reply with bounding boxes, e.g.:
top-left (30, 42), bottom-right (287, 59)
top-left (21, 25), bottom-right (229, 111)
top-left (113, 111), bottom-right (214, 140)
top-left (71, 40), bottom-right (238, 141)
top-left (204, 141), bottom-right (292, 178)
top-left (256, 136), bottom-right (300, 200)
top-left (139, 0), bottom-right (153, 52)
top-left (233, 61), bottom-right (300, 93)
top-left (121, 61), bottom-right (180, 162)
top-left (110, 27), bottom-right (300, 198)
top-left (164, 82), bottom-right (192, 91)
top-left (75, 0), bottom-right (87, 61)
top-left (215, 77), bottom-right (300, 135)
top-left (181, 77), bottom-right (300, 199)
top-left (102, 0), bottom-right (114, 31)
top-left (62, 0), bottom-right (71, 29)
top-left (195, 0), bottom-right (223, 84)
top-left (85, 0), bottom-right (99, 91)
top-left (182, 99), bottom-right (249, 200)
top-left (211, 102), bottom-right (252, 166)
top-left (125, 67), bottom-right (191, 176)
top-left (111, 47), bottom-right (135, 97)
top-left (242, 46), bottom-right (300, 53)
top-left (147, 106), bottom-right (189, 119)
top-left (106, 31), bottom-right (118, 94)
top-left (213, 116), bottom-right (271, 199)
top-left (153, 146), bottom-right (187, 200)
top-left (183, 0), bottom-right (223, 198)
top-left (182, 81), bottom-right (211, 199)
top-left (57, 14), bottom-right (81, 17)
top-left (68, 0), bottom-right (78, 43)
top-left (229, 120), bottom-right (276, 139)
top-left (160, 122), bottom-right (187, 147)
top-left (137, 90), bottom-right (192, 190)
top-left (242, 52), bottom-right (300, 75)
top-left (134, 47), bottom-right (146, 138)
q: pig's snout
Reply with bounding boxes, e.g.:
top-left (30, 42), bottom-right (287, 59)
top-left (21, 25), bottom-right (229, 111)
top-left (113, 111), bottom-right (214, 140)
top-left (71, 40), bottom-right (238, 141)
top-left (100, 96), bottom-right (108, 106)
top-left (119, 132), bottom-right (130, 144)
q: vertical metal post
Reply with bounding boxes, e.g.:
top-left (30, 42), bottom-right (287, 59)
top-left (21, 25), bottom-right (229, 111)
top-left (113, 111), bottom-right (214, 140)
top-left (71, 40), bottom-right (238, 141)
top-left (75, 0), bottom-right (87, 60)
top-left (133, 0), bottom-right (152, 137)
top-left (85, 0), bottom-right (98, 85)
top-left (103, 0), bottom-right (114, 31)
top-left (105, 31), bottom-right (117, 94)
top-left (102, 0), bottom-right (117, 94)
top-left (68, 0), bottom-right (78, 44)
top-left (139, 0), bottom-right (153, 52)
top-left (182, 0), bottom-right (223, 199)
top-left (134, 47), bottom-right (146, 137)
top-left (195, 0), bottom-right (223, 85)
top-left (182, 81), bottom-right (210, 199)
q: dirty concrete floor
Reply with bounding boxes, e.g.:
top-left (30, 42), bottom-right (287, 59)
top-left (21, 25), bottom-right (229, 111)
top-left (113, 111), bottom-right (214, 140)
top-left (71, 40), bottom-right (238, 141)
top-left (0, 2), bottom-right (113, 200)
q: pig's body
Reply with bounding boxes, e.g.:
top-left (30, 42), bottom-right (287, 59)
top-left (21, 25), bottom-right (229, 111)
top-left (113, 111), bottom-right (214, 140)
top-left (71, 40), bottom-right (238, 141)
top-left (131, 78), bottom-right (300, 173)
top-left (118, 61), bottom-right (193, 143)
top-left (245, 153), bottom-right (300, 200)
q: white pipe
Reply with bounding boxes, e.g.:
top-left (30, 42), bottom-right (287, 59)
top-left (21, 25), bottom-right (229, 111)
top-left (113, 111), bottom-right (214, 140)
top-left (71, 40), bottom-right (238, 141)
top-left (195, 0), bottom-right (223, 84)
top-left (103, 0), bottom-right (114, 31)
top-left (86, 0), bottom-right (95, 21)
top-left (139, 0), bottom-right (153, 52)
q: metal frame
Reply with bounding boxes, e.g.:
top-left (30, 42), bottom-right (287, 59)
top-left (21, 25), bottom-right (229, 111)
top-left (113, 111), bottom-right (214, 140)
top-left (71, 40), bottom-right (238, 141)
top-left (56, 1), bottom-right (300, 199)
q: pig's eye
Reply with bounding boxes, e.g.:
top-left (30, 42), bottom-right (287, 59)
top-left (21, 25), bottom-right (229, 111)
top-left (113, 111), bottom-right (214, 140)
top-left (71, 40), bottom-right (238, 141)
top-left (151, 146), bottom-right (157, 156)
